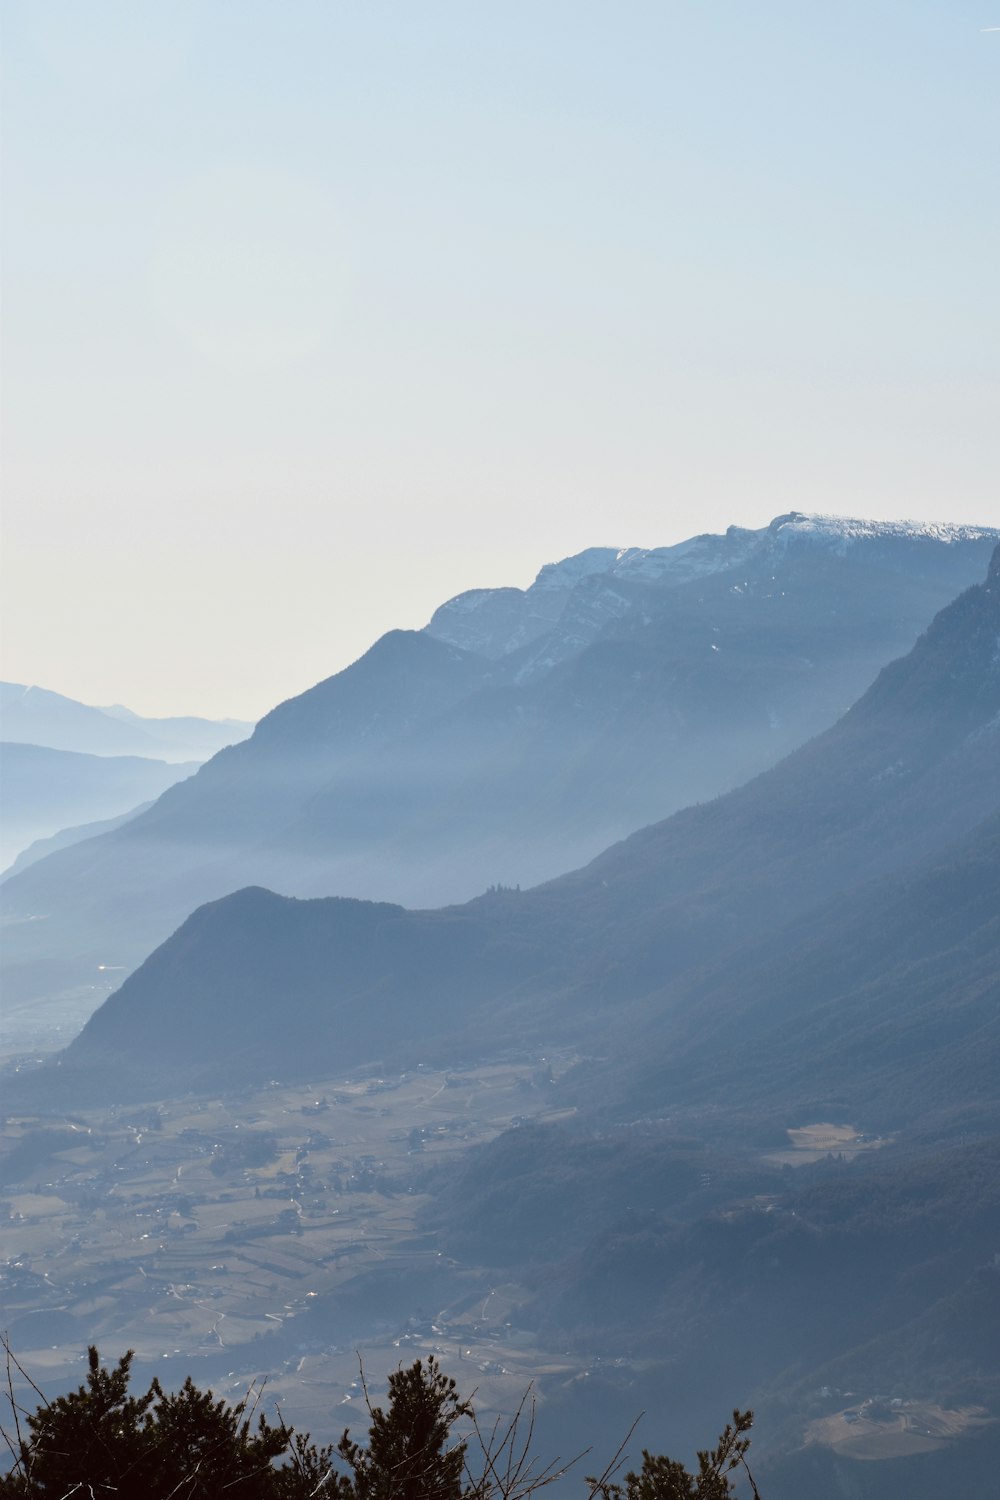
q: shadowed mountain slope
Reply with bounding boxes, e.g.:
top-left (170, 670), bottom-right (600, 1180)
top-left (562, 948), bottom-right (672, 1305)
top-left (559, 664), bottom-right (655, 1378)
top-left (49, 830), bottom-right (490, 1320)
top-left (570, 804), bottom-right (1000, 1138)
top-left (2, 515), bottom-right (995, 1028)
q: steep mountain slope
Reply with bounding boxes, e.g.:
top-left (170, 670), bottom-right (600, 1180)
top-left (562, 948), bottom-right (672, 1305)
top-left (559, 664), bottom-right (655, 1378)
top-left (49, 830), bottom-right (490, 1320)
top-left (601, 808), bottom-right (1000, 1137)
top-left (425, 514), bottom-right (996, 681)
top-left (10, 544), bottom-right (999, 1500)
top-left (2, 515), bottom-right (994, 1029)
top-left (427, 805), bottom-right (1000, 1292)
top-left (39, 541), bottom-right (1000, 1105)
top-left (445, 1129), bottom-right (1000, 1500)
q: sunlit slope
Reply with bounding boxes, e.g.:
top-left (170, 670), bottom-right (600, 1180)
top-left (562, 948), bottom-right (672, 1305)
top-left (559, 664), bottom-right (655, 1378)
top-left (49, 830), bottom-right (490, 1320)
top-left (43, 544), bottom-right (1000, 1104)
top-left (2, 516), bottom-right (995, 1020)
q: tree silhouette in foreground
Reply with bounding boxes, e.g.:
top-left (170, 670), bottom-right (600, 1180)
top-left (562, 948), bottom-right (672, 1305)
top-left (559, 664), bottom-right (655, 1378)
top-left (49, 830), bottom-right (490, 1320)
top-left (337, 1357), bottom-right (471, 1500)
top-left (0, 1341), bottom-right (759, 1498)
top-left (590, 1412), bottom-right (759, 1500)
top-left (0, 1345), bottom-right (290, 1499)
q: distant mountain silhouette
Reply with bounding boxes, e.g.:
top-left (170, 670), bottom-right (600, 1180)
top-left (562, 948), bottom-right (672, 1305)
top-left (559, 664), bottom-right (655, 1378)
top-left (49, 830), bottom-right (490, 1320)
top-left (0, 743), bottom-right (198, 872)
top-left (40, 539), bottom-right (1000, 1108)
top-left (3, 514), bottom-right (995, 1030)
top-left (0, 682), bottom-right (252, 761)
top-left (12, 542), bottom-right (1000, 1500)
top-left (0, 801), bottom-right (153, 881)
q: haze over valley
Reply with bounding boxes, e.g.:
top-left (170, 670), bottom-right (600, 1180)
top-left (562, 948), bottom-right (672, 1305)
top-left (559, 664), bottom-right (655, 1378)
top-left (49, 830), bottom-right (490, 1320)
top-left (3, 5), bottom-right (998, 1494)
top-left (2, 513), bottom-right (994, 1051)
top-left (2, 520), bottom-right (999, 1500)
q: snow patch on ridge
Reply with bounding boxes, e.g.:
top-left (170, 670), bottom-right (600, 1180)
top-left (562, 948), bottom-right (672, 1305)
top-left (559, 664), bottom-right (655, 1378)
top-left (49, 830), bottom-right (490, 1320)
top-left (425, 513), bottom-right (1000, 662)
top-left (767, 513), bottom-right (998, 551)
top-left (532, 547), bottom-right (629, 592)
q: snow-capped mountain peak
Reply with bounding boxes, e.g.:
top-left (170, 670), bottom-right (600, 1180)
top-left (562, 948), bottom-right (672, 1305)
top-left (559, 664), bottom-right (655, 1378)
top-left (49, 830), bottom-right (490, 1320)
top-left (424, 513), bottom-right (1000, 663)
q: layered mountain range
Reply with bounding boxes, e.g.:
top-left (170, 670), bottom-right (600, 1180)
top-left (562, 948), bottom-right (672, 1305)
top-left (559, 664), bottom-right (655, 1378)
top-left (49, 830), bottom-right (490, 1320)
top-left (0, 682), bottom-right (252, 761)
top-left (7, 522), bottom-right (1000, 1500)
top-left (0, 686), bottom-right (252, 878)
top-left (0, 744), bottom-right (198, 874)
top-left (38, 537), bottom-right (1000, 1116)
top-left (2, 512), bottom-right (995, 1033)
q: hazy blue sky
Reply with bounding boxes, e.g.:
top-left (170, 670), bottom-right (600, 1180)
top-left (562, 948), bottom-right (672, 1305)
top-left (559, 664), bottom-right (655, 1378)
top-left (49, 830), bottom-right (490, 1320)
top-left (2, 1), bottom-right (998, 718)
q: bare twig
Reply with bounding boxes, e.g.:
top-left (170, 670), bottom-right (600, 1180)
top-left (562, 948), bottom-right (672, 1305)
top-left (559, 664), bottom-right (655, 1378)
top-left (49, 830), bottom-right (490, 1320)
top-left (583, 1411), bottom-right (644, 1500)
top-left (739, 1449), bottom-right (763, 1500)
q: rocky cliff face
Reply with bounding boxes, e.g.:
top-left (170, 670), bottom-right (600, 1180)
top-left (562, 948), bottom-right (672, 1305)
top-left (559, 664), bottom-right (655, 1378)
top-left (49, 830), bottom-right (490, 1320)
top-left (425, 513), bottom-right (998, 679)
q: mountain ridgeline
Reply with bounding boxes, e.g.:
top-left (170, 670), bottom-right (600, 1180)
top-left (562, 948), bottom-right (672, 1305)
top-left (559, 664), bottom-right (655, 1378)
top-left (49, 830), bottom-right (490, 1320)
top-left (39, 535), bottom-right (1000, 1116)
top-left (0, 682), bottom-right (252, 761)
top-left (1, 512), bottom-right (996, 1033)
top-left (6, 524), bottom-right (1000, 1500)
top-left (0, 744), bottom-right (199, 874)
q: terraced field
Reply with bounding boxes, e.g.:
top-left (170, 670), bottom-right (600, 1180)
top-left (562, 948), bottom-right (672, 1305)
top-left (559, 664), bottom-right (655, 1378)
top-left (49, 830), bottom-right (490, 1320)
top-left (0, 1055), bottom-right (584, 1434)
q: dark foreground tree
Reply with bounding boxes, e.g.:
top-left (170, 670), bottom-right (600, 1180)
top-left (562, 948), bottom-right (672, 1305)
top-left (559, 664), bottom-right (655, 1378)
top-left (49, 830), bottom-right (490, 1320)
top-left (0, 1345), bottom-right (291, 1498)
top-left (0, 1342), bottom-right (759, 1499)
top-left (338, 1357), bottom-right (470, 1500)
top-left (590, 1411), bottom-right (759, 1500)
